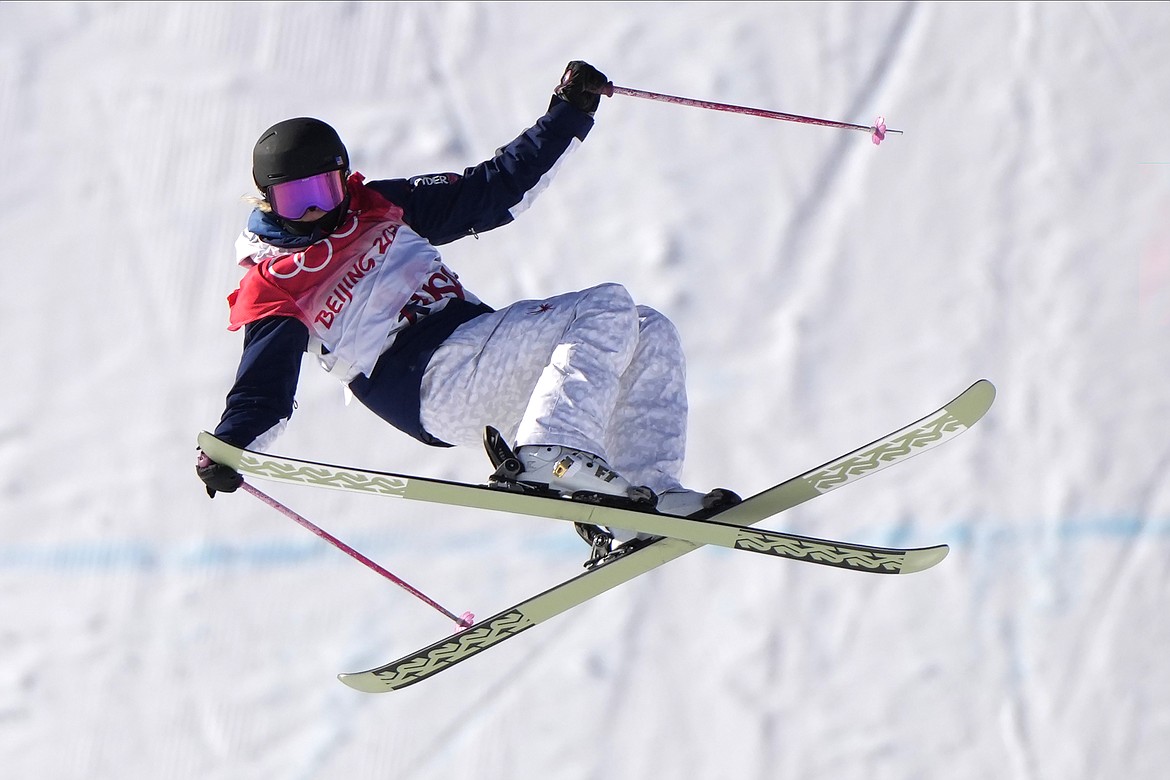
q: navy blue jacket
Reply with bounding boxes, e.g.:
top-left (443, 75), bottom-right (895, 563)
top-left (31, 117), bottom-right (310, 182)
top-left (213, 98), bottom-right (594, 450)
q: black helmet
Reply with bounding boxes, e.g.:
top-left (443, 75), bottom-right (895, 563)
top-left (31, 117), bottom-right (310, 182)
top-left (252, 117), bottom-right (349, 190)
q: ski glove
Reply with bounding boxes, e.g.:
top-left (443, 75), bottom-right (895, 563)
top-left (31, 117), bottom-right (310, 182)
top-left (196, 450), bottom-right (243, 498)
top-left (554, 61), bottom-right (610, 115)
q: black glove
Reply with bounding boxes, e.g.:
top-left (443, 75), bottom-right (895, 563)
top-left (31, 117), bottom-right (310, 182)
top-left (554, 61), bottom-right (610, 115)
top-left (197, 450), bottom-right (242, 498)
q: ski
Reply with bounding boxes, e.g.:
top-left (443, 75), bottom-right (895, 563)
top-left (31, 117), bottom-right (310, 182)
top-left (197, 434), bottom-right (951, 572)
top-left (200, 379), bottom-right (994, 691)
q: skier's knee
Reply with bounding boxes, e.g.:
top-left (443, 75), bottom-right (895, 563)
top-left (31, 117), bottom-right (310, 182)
top-left (636, 305), bottom-right (682, 348)
top-left (586, 282), bottom-right (637, 312)
top-left (579, 283), bottom-right (639, 335)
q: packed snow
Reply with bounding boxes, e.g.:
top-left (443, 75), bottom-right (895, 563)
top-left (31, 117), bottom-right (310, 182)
top-left (2, 2), bottom-right (1168, 778)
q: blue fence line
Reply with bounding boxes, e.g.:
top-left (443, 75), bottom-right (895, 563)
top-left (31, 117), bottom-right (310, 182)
top-left (0, 518), bottom-right (1166, 573)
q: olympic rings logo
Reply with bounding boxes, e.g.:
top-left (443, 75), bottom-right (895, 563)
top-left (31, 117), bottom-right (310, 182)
top-left (269, 215), bottom-right (361, 279)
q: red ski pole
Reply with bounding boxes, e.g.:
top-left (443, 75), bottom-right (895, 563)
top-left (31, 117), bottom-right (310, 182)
top-left (595, 82), bottom-right (902, 145)
top-left (240, 481), bottom-right (475, 629)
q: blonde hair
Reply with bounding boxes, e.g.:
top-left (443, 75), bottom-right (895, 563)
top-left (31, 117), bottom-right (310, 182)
top-left (243, 194), bottom-right (272, 213)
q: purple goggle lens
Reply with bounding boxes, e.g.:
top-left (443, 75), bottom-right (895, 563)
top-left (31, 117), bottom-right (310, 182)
top-left (267, 170), bottom-right (346, 220)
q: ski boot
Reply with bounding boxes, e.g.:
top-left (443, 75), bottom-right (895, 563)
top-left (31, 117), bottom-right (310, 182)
top-left (574, 523), bottom-right (669, 569)
top-left (654, 487), bottom-right (743, 519)
top-left (482, 427), bottom-right (657, 567)
top-left (483, 427), bottom-right (655, 506)
top-left (576, 488), bottom-right (742, 569)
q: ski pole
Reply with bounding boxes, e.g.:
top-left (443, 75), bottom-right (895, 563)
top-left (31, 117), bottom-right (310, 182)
top-left (594, 82), bottom-right (901, 145)
top-left (240, 481), bottom-right (476, 629)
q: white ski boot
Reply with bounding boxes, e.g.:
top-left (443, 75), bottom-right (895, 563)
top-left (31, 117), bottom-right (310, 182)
top-left (654, 487), bottom-right (742, 519)
top-left (580, 487), bottom-right (741, 569)
top-left (516, 445), bottom-right (636, 500)
top-left (516, 444), bottom-right (660, 567)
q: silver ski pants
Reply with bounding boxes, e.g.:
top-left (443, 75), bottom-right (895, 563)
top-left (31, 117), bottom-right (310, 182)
top-left (419, 283), bottom-right (688, 494)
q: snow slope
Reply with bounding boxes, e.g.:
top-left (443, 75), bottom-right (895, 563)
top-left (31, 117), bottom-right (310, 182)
top-left (2, 2), bottom-right (1168, 778)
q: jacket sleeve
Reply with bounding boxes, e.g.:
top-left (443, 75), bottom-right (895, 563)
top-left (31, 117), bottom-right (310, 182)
top-left (212, 315), bottom-right (309, 449)
top-left (365, 98), bottom-right (595, 246)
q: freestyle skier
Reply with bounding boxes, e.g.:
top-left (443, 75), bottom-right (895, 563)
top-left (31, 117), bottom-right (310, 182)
top-left (196, 61), bottom-right (739, 555)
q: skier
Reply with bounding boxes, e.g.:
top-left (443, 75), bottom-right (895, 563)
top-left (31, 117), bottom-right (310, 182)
top-left (196, 61), bottom-right (739, 558)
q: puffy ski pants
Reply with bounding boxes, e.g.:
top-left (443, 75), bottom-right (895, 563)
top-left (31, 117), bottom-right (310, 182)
top-left (419, 283), bottom-right (688, 494)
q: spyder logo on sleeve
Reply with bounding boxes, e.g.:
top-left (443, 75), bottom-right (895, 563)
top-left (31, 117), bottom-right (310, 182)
top-left (409, 173), bottom-right (462, 188)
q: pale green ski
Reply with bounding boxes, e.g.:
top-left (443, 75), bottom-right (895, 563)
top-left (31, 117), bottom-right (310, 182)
top-left (195, 438), bottom-right (950, 573)
top-left (199, 379), bottom-right (994, 692)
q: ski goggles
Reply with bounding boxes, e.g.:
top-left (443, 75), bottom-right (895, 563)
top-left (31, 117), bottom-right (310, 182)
top-left (266, 170), bottom-right (346, 220)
